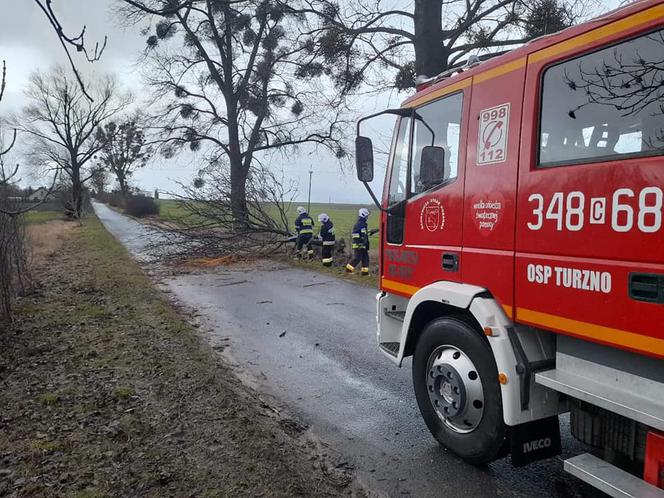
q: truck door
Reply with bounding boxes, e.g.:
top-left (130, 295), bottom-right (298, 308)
top-left (382, 83), bottom-right (471, 296)
top-left (515, 26), bottom-right (664, 358)
top-left (461, 61), bottom-right (527, 317)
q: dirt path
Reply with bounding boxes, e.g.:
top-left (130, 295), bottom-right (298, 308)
top-left (0, 218), bottom-right (359, 497)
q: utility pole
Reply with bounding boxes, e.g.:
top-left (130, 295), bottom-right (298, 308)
top-left (307, 166), bottom-right (313, 214)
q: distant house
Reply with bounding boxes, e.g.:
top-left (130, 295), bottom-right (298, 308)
top-left (26, 187), bottom-right (50, 202)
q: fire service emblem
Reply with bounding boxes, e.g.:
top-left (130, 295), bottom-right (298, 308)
top-left (420, 199), bottom-right (445, 232)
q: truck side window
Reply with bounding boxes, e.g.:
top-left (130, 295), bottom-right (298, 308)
top-left (411, 92), bottom-right (463, 195)
top-left (539, 28), bottom-right (664, 168)
top-left (387, 116), bottom-right (411, 206)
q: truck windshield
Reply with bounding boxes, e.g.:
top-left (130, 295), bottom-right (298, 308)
top-left (539, 28), bottom-right (664, 167)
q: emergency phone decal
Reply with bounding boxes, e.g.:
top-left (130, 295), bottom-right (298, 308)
top-left (477, 103), bottom-right (510, 165)
top-left (420, 198), bottom-right (446, 232)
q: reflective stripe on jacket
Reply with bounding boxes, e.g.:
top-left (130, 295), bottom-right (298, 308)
top-left (351, 217), bottom-right (369, 250)
top-left (295, 212), bottom-right (314, 235)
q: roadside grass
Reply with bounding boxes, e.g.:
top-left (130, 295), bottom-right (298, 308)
top-left (0, 216), bottom-right (353, 497)
top-left (294, 256), bottom-right (380, 288)
top-left (26, 219), bottom-right (77, 267)
top-left (24, 210), bottom-right (61, 224)
top-left (156, 198), bottom-right (190, 223)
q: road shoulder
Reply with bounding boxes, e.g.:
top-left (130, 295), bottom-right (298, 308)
top-left (0, 216), bottom-right (359, 497)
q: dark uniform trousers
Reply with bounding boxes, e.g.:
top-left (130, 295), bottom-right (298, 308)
top-left (319, 220), bottom-right (336, 266)
top-left (294, 213), bottom-right (314, 257)
top-left (347, 217), bottom-right (369, 274)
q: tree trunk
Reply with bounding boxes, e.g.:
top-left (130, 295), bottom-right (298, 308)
top-left (70, 165), bottom-right (83, 219)
top-left (225, 88), bottom-right (249, 230)
top-left (230, 157), bottom-right (249, 229)
top-left (414, 0), bottom-right (446, 77)
top-left (118, 174), bottom-right (129, 198)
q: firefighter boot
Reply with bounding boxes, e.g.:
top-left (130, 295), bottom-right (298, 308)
top-left (361, 267), bottom-right (369, 276)
top-left (345, 264), bottom-right (355, 273)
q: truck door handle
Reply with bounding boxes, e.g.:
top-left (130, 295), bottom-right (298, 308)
top-left (629, 273), bottom-right (664, 303)
top-left (442, 253), bottom-right (459, 272)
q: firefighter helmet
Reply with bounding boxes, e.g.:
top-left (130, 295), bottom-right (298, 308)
top-left (318, 213), bottom-right (329, 223)
top-left (296, 206), bottom-right (306, 214)
top-left (359, 208), bottom-right (370, 218)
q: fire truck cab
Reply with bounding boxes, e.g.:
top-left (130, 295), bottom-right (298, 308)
top-left (355, 1), bottom-right (664, 495)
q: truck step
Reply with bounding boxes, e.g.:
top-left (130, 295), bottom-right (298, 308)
top-left (384, 310), bottom-right (406, 322)
top-left (379, 342), bottom-right (400, 357)
top-left (564, 453), bottom-right (664, 498)
top-left (535, 367), bottom-right (664, 431)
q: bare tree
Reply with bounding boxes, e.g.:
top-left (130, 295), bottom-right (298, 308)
top-left (120, 0), bottom-right (349, 230)
top-left (0, 204), bottom-right (29, 321)
top-left (19, 68), bottom-right (130, 218)
top-left (298, 0), bottom-right (598, 90)
top-left (96, 116), bottom-right (152, 197)
top-left (0, 66), bottom-right (58, 321)
top-left (0, 106), bottom-right (30, 321)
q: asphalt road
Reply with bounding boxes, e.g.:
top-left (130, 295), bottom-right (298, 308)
top-left (93, 201), bottom-right (602, 498)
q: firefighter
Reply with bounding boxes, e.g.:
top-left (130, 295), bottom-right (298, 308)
top-left (317, 213), bottom-right (335, 266)
top-left (294, 206), bottom-right (314, 258)
top-left (346, 208), bottom-right (370, 275)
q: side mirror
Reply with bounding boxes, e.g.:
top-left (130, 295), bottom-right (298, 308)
top-left (419, 145), bottom-right (446, 186)
top-left (355, 136), bottom-right (374, 182)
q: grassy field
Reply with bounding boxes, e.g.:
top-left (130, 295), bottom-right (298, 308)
top-left (157, 199), bottom-right (381, 245)
top-left (23, 210), bottom-right (61, 225)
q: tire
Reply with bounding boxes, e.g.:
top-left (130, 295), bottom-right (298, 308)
top-left (412, 317), bottom-right (506, 464)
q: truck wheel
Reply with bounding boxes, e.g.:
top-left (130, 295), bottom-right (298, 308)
top-left (412, 317), bottom-right (506, 464)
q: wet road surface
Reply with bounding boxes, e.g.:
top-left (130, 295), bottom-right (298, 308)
top-left (93, 202), bottom-right (602, 497)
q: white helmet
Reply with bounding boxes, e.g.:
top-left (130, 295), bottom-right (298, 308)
top-left (359, 208), bottom-right (370, 218)
top-left (296, 206), bottom-right (306, 215)
top-left (318, 213), bottom-right (329, 223)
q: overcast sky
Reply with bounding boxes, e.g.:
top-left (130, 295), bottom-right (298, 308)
top-left (0, 0), bottom-right (622, 203)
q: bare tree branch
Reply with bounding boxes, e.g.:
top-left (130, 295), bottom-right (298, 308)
top-left (33, 0), bottom-right (108, 101)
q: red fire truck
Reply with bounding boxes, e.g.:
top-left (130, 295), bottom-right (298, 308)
top-left (355, 1), bottom-right (664, 495)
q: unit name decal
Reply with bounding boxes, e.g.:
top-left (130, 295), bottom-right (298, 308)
top-left (472, 196), bottom-right (504, 234)
top-left (385, 249), bottom-right (419, 279)
top-left (527, 264), bottom-right (612, 294)
top-left (527, 187), bottom-right (662, 233)
top-left (477, 103), bottom-right (510, 165)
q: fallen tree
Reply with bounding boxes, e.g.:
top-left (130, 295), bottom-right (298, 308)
top-left (153, 162), bottom-right (297, 259)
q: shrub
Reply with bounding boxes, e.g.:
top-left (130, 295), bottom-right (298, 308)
top-left (96, 191), bottom-right (124, 208)
top-left (124, 195), bottom-right (158, 218)
top-left (107, 194), bottom-right (124, 208)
